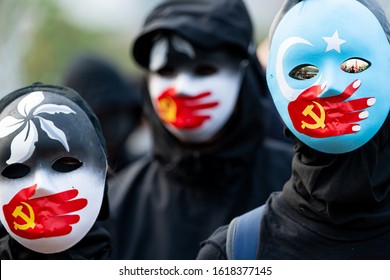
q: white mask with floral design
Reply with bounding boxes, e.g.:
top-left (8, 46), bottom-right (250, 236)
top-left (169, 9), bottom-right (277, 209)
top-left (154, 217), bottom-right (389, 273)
top-left (0, 91), bottom-right (107, 254)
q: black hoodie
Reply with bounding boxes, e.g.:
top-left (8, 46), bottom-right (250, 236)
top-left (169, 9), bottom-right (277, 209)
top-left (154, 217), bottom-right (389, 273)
top-left (106, 0), bottom-right (293, 260)
top-left (197, 0), bottom-right (390, 260)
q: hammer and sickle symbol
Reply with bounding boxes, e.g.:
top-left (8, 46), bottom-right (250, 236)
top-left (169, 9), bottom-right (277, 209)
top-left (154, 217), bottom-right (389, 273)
top-left (159, 97), bottom-right (177, 122)
top-left (12, 202), bottom-right (36, 231)
top-left (301, 101), bottom-right (326, 130)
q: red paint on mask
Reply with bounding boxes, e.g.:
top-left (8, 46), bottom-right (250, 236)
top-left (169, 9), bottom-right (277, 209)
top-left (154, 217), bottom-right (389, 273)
top-left (3, 184), bottom-right (87, 239)
top-left (288, 80), bottom-right (374, 138)
top-left (156, 87), bottom-right (219, 129)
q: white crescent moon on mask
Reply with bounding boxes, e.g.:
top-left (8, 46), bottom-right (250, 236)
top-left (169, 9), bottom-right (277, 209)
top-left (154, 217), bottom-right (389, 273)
top-left (276, 36), bottom-right (322, 101)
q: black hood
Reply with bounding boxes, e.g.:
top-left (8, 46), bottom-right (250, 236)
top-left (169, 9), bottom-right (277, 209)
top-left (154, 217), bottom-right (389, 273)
top-left (132, 0), bottom-right (270, 176)
top-left (133, 0), bottom-right (254, 69)
top-left (270, 0), bottom-right (390, 238)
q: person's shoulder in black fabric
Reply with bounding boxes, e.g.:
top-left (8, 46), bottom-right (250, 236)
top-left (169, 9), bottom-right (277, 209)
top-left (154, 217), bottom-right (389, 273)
top-left (197, 225), bottom-right (228, 260)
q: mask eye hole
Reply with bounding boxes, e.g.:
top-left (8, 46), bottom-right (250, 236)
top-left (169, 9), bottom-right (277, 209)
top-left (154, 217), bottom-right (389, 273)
top-left (289, 64), bottom-right (319, 80)
top-left (52, 157), bottom-right (83, 173)
top-left (1, 163), bottom-right (30, 179)
top-left (194, 64), bottom-right (218, 76)
top-left (156, 66), bottom-right (176, 77)
top-left (341, 58), bottom-right (371, 73)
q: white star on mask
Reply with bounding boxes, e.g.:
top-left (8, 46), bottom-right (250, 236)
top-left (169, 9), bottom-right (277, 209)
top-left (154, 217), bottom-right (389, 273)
top-left (323, 31), bottom-right (346, 53)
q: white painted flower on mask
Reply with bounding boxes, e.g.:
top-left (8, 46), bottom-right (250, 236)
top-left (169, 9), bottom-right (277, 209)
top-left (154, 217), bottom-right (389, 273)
top-left (0, 91), bottom-right (76, 164)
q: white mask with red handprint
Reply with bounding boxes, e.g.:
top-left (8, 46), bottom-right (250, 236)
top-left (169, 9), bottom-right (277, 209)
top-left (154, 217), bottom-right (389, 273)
top-left (267, 0), bottom-right (390, 153)
top-left (0, 91), bottom-right (107, 253)
top-left (148, 35), bottom-right (243, 142)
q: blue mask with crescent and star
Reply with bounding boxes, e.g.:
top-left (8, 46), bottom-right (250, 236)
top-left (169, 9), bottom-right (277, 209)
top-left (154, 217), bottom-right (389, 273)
top-left (267, 0), bottom-right (390, 153)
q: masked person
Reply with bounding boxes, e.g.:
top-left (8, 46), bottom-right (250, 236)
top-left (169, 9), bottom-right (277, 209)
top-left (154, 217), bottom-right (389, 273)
top-left (106, 0), bottom-right (293, 260)
top-left (197, 0), bottom-right (390, 260)
top-left (0, 83), bottom-right (111, 259)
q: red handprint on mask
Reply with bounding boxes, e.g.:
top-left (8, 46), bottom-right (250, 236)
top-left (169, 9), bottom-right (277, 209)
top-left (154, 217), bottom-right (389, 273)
top-left (288, 80), bottom-right (376, 138)
top-left (157, 87), bottom-right (219, 129)
top-left (3, 184), bottom-right (87, 239)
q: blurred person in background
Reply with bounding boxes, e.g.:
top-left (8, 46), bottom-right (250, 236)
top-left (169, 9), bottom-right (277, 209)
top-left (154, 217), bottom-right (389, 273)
top-left (105, 0), bottom-right (293, 260)
top-left (63, 54), bottom-right (147, 175)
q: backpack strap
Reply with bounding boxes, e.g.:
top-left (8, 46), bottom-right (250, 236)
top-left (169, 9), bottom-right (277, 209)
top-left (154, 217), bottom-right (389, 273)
top-left (226, 204), bottom-right (265, 260)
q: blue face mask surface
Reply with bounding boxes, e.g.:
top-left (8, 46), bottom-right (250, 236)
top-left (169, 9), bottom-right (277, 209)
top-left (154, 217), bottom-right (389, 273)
top-left (267, 0), bottom-right (390, 153)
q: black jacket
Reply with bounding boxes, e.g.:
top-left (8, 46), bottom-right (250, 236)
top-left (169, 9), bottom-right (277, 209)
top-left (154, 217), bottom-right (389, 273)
top-left (198, 117), bottom-right (390, 260)
top-left (106, 0), bottom-right (293, 260)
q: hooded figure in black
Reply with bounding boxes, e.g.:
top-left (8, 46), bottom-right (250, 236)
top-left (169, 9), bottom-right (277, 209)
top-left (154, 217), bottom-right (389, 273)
top-left (106, 0), bottom-right (293, 260)
top-left (63, 54), bottom-right (143, 173)
top-left (197, 0), bottom-right (390, 260)
top-left (0, 83), bottom-right (111, 259)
